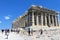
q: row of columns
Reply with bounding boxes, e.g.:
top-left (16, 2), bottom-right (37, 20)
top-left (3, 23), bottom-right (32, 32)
top-left (19, 11), bottom-right (59, 27)
top-left (32, 11), bottom-right (58, 27)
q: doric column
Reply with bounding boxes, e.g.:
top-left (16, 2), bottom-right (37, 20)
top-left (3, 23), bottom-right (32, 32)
top-left (22, 19), bottom-right (23, 27)
top-left (52, 15), bottom-right (54, 26)
top-left (24, 18), bottom-right (25, 27)
top-left (19, 23), bottom-right (21, 27)
top-left (54, 15), bottom-right (57, 26)
top-left (56, 16), bottom-right (59, 26)
top-left (48, 14), bottom-right (51, 26)
top-left (32, 11), bottom-right (35, 26)
top-left (20, 21), bottom-right (21, 27)
top-left (25, 16), bottom-right (26, 27)
top-left (21, 19), bottom-right (22, 27)
top-left (45, 13), bottom-right (47, 26)
top-left (41, 13), bottom-right (43, 26)
top-left (37, 13), bottom-right (39, 26)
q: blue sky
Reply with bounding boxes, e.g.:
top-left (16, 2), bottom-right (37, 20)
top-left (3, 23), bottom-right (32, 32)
top-left (0, 0), bottom-right (60, 29)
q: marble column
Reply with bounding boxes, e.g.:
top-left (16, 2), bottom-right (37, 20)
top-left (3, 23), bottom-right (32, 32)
top-left (54, 15), bottom-right (57, 26)
top-left (37, 13), bottom-right (39, 26)
top-left (20, 21), bottom-right (21, 27)
top-left (32, 11), bottom-right (35, 26)
top-left (48, 14), bottom-right (51, 26)
top-left (41, 13), bottom-right (43, 26)
top-left (24, 18), bottom-right (25, 27)
top-left (52, 15), bottom-right (54, 26)
top-left (56, 16), bottom-right (59, 26)
top-left (45, 13), bottom-right (47, 26)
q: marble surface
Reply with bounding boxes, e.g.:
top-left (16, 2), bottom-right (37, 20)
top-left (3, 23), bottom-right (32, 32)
top-left (0, 29), bottom-right (60, 40)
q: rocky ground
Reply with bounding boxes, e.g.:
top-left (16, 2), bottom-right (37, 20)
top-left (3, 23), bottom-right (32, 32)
top-left (0, 28), bottom-right (60, 40)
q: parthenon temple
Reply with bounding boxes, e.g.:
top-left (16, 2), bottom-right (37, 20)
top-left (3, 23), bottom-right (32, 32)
top-left (12, 5), bottom-right (59, 30)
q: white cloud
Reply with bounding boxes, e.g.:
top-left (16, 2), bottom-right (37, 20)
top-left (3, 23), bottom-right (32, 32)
top-left (32, 5), bottom-right (36, 7)
top-left (39, 5), bottom-right (43, 8)
top-left (19, 16), bottom-right (21, 18)
top-left (4, 16), bottom-right (10, 20)
top-left (57, 11), bottom-right (60, 13)
top-left (0, 21), bottom-right (2, 23)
